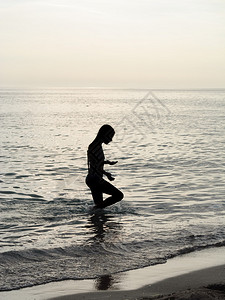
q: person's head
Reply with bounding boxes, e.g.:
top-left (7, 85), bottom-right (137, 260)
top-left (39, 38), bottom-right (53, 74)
top-left (96, 124), bottom-right (115, 144)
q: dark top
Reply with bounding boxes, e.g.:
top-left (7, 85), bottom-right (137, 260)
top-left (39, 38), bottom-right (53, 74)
top-left (87, 141), bottom-right (104, 178)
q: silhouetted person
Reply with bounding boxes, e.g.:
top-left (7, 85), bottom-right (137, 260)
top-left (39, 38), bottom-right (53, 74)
top-left (86, 124), bottom-right (123, 208)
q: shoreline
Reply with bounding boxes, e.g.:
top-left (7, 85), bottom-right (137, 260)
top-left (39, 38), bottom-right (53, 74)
top-left (50, 264), bottom-right (225, 300)
top-left (1, 246), bottom-right (225, 300)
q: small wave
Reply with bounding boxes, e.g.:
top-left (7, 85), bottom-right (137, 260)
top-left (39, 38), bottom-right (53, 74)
top-left (15, 175), bottom-right (30, 179)
top-left (27, 193), bottom-right (43, 198)
top-left (0, 190), bottom-right (43, 199)
top-left (4, 173), bottom-right (17, 176)
top-left (0, 237), bottom-right (224, 291)
top-left (0, 190), bottom-right (16, 195)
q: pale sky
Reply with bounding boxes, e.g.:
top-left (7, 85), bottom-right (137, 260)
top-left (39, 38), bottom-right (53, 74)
top-left (0, 0), bottom-right (225, 88)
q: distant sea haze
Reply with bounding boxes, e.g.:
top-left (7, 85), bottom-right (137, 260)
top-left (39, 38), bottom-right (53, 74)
top-left (0, 88), bottom-right (224, 291)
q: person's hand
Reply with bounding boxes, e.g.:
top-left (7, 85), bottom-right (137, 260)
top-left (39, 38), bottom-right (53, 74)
top-left (107, 173), bottom-right (115, 181)
top-left (108, 161), bottom-right (118, 165)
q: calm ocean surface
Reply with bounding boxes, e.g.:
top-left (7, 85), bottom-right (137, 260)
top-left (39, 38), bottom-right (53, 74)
top-left (0, 88), bottom-right (225, 291)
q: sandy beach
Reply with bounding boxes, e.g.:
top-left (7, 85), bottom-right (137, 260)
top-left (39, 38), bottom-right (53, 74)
top-left (1, 247), bottom-right (225, 300)
top-left (50, 265), bottom-right (225, 300)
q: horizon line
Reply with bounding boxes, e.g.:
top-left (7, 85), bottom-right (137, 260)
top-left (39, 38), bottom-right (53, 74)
top-left (0, 86), bottom-right (225, 91)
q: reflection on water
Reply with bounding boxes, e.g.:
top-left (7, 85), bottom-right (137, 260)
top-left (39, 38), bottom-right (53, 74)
top-left (89, 212), bottom-right (109, 242)
top-left (86, 210), bottom-right (122, 244)
top-left (86, 210), bottom-right (124, 290)
top-left (94, 273), bottom-right (124, 291)
top-left (94, 274), bottom-right (114, 290)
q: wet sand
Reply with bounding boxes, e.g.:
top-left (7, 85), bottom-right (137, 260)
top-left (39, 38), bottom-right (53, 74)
top-left (49, 264), bottom-right (225, 300)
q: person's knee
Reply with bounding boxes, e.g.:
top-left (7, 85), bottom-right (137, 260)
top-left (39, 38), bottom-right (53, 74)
top-left (115, 190), bottom-right (123, 201)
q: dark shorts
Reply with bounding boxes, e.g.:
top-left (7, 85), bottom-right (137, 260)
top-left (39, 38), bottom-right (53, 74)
top-left (85, 174), bottom-right (103, 188)
top-left (85, 173), bottom-right (123, 207)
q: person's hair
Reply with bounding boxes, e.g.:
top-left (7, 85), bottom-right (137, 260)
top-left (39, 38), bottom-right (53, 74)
top-left (96, 124), bottom-right (115, 140)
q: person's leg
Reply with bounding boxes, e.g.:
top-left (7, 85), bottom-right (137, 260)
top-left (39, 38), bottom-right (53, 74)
top-left (90, 187), bottom-right (104, 208)
top-left (86, 174), bottom-right (104, 208)
top-left (99, 179), bottom-right (124, 208)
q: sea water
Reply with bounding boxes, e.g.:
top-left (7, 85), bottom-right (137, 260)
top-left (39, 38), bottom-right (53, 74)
top-left (0, 88), bottom-right (224, 291)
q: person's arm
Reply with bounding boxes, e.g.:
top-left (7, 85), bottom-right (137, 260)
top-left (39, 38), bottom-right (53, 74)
top-left (104, 160), bottom-right (118, 165)
top-left (103, 160), bottom-right (117, 180)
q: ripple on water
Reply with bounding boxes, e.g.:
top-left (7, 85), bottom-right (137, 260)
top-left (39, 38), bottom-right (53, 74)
top-left (4, 173), bottom-right (17, 176)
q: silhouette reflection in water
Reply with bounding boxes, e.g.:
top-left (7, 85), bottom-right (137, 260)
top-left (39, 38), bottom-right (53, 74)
top-left (85, 210), bottom-right (123, 290)
top-left (94, 274), bottom-right (115, 290)
top-left (87, 210), bottom-right (122, 243)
